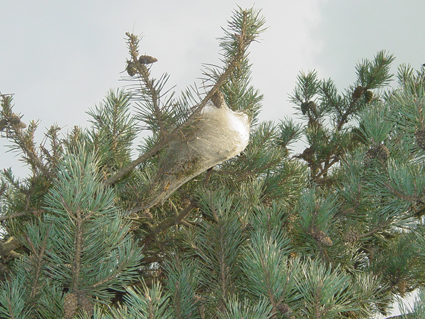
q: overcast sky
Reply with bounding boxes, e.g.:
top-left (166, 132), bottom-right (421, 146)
top-left (2, 1), bottom-right (425, 170)
top-left (0, 0), bottom-right (423, 315)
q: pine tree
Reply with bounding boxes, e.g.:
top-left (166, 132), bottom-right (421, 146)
top-left (1, 6), bottom-right (425, 319)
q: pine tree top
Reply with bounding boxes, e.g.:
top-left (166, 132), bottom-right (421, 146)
top-left (1, 6), bottom-right (425, 319)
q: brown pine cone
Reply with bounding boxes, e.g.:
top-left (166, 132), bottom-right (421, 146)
top-left (64, 292), bottom-right (78, 319)
top-left (352, 86), bottom-right (364, 99)
top-left (139, 55), bottom-right (158, 64)
top-left (415, 128), bottom-right (425, 150)
top-left (365, 90), bottom-right (373, 103)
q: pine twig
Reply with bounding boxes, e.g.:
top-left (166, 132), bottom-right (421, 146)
top-left (106, 11), bottom-right (259, 187)
top-left (385, 314), bottom-right (416, 319)
top-left (26, 228), bottom-right (50, 299)
top-left (139, 202), bottom-right (195, 248)
top-left (71, 205), bottom-right (84, 292)
top-left (0, 212), bottom-right (27, 222)
top-left (104, 142), bottom-right (163, 186)
top-left (1, 95), bottom-right (54, 180)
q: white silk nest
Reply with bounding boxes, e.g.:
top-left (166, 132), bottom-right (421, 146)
top-left (143, 99), bottom-right (251, 209)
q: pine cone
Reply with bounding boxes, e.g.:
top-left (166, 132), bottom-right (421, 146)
top-left (365, 144), bottom-right (389, 166)
top-left (364, 147), bottom-right (376, 162)
top-left (343, 310), bottom-right (358, 318)
top-left (312, 229), bottom-right (333, 246)
top-left (0, 119), bottom-right (7, 131)
top-left (365, 90), bottom-right (373, 103)
top-left (16, 122), bottom-right (26, 129)
top-left (397, 279), bottom-right (407, 297)
top-left (139, 55), bottom-right (158, 64)
top-left (343, 230), bottom-right (359, 243)
top-left (376, 144), bottom-right (390, 162)
top-left (352, 86), bottom-right (364, 99)
top-left (126, 61), bottom-right (137, 76)
top-left (350, 127), bottom-right (366, 145)
top-left (300, 102), bottom-right (309, 115)
top-left (300, 147), bottom-right (314, 162)
top-left (415, 128), bottom-right (425, 150)
top-left (64, 292), bottom-right (78, 319)
top-left (277, 303), bottom-right (294, 318)
top-left (78, 294), bottom-right (94, 316)
top-left (307, 101), bottom-right (318, 116)
top-left (289, 251), bottom-right (297, 258)
top-left (300, 101), bottom-right (317, 116)
top-left (211, 91), bottom-right (224, 108)
top-left (9, 114), bottom-right (21, 125)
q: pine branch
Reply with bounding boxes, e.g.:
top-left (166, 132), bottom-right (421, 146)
top-left (125, 34), bottom-right (179, 146)
top-left (91, 260), bottom-right (130, 289)
top-left (336, 97), bottom-right (362, 131)
top-left (334, 51), bottom-right (394, 131)
top-left (104, 142), bottom-right (163, 186)
top-left (139, 202), bottom-right (195, 247)
top-left (383, 181), bottom-right (421, 203)
top-left (357, 219), bottom-right (392, 240)
top-left (385, 314), bottom-right (416, 318)
top-left (0, 212), bottom-right (27, 222)
top-left (314, 155), bottom-right (340, 181)
top-left (200, 8), bottom-right (265, 110)
top-left (106, 8), bottom-right (265, 187)
top-left (107, 282), bottom-right (173, 318)
top-left (43, 146), bottom-right (143, 306)
top-left (1, 95), bottom-right (54, 180)
top-left (24, 226), bottom-right (50, 300)
top-left (71, 206), bottom-right (84, 292)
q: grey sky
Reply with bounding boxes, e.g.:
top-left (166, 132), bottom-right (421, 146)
top-left (1, 1), bottom-right (424, 170)
top-left (0, 1), bottom-right (423, 315)
top-left (314, 0), bottom-right (425, 89)
top-left (0, 0), bottom-right (324, 171)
